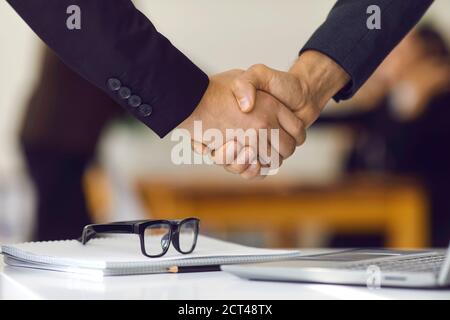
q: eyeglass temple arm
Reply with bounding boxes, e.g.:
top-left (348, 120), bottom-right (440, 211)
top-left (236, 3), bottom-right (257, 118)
top-left (79, 223), bottom-right (135, 244)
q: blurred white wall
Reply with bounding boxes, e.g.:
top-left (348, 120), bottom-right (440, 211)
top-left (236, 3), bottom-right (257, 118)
top-left (139, 0), bottom-right (335, 73)
top-left (0, 2), bottom-right (42, 176)
top-left (0, 0), bottom-right (450, 176)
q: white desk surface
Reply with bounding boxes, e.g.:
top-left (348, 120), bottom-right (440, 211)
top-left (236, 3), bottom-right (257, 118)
top-left (1, 256), bottom-right (450, 300)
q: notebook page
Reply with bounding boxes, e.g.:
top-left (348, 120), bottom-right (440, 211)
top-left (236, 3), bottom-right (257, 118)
top-left (1, 235), bottom-right (300, 270)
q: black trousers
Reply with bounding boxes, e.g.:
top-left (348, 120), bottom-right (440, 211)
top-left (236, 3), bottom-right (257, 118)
top-left (23, 146), bottom-right (93, 241)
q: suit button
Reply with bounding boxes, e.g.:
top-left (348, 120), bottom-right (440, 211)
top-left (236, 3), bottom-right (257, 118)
top-left (107, 78), bottom-right (121, 91)
top-left (128, 95), bottom-right (142, 108)
top-left (139, 104), bottom-right (153, 117)
top-left (118, 87), bottom-right (131, 99)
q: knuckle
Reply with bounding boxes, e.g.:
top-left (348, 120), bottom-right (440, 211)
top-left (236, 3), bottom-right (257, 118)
top-left (250, 63), bottom-right (268, 75)
top-left (249, 64), bottom-right (274, 91)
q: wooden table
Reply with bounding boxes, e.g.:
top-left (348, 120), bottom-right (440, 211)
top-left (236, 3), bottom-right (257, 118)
top-left (133, 175), bottom-right (429, 248)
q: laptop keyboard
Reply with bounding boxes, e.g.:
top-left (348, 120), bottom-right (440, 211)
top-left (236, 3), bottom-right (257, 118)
top-left (339, 254), bottom-right (446, 273)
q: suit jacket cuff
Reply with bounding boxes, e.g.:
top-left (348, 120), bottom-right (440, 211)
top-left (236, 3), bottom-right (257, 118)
top-left (122, 44), bottom-right (210, 138)
top-left (300, 0), bottom-right (433, 102)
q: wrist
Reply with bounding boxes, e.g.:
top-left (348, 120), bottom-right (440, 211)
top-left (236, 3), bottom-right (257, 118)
top-left (178, 78), bottom-right (213, 133)
top-left (289, 50), bottom-right (350, 110)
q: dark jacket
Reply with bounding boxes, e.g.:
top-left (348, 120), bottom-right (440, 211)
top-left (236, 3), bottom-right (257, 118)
top-left (8, 0), bottom-right (209, 138)
top-left (302, 0), bottom-right (433, 101)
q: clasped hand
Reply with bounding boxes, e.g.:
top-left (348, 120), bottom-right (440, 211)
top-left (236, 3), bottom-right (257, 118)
top-left (178, 51), bottom-right (350, 179)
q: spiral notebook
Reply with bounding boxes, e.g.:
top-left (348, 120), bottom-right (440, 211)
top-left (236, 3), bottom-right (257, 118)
top-left (0, 235), bottom-right (301, 276)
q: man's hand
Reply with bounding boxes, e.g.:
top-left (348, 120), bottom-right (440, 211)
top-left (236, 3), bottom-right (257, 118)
top-left (232, 51), bottom-right (351, 126)
top-left (178, 70), bottom-right (306, 178)
top-left (218, 51), bottom-right (350, 178)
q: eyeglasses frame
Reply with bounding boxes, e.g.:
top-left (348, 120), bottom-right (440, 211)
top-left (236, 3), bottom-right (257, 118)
top-left (79, 217), bottom-right (200, 258)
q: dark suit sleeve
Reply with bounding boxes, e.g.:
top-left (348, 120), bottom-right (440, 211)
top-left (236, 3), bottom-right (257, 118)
top-left (301, 0), bottom-right (433, 101)
top-left (7, 0), bottom-right (209, 137)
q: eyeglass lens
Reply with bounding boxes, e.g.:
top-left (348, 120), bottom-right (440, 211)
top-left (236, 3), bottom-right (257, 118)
top-left (178, 220), bottom-right (198, 253)
top-left (143, 223), bottom-right (171, 256)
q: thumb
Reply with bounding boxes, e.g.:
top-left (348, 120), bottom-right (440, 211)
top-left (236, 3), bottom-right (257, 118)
top-left (232, 76), bottom-right (257, 113)
top-left (232, 64), bottom-right (274, 113)
top-left (233, 64), bottom-right (304, 113)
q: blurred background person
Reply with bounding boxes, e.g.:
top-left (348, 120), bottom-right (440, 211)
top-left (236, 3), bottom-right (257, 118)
top-left (21, 48), bottom-right (125, 241)
top-left (376, 25), bottom-right (450, 247)
top-left (318, 24), bottom-right (450, 246)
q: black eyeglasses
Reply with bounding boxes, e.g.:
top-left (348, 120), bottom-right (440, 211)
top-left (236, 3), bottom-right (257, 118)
top-left (79, 218), bottom-right (200, 258)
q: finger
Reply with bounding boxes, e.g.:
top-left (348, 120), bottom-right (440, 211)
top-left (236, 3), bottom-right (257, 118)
top-left (277, 106), bottom-right (307, 146)
top-left (275, 129), bottom-right (297, 160)
top-left (240, 161), bottom-right (262, 180)
top-left (240, 143), bottom-right (280, 180)
top-left (258, 140), bottom-right (283, 170)
top-left (211, 140), bottom-right (242, 165)
top-left (254, 121), bottom-right (286, 165)
top-left (224, 146), bottom-right (256, 174)
top-left (258, 144), bottom-right (283, 177)
top-left (191, 140), bottom-right (210, 155)
top-left (231, 75), bottom-right (257, 113)
top-left (268, 144), bottom-right (283, 170)
top-left (232, 64), bottom-right (275, 113)
top-left (232, 64), bottom-right (304, 113)
top-left (264, 126), bottom-right (296, 160)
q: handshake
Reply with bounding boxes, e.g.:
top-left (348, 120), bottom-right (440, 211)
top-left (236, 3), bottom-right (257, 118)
top-left (178, 50), bottom-right (350, 179)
